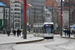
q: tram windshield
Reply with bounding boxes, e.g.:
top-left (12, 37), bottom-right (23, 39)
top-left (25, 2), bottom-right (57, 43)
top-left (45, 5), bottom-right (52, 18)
top-left (44, 24), bottom-right (54, 33)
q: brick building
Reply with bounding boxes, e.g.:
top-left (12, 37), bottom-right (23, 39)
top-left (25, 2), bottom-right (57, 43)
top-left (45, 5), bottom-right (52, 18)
top-left (1, 0), bottom-right (9, 6)
top-left (45, 0), bottom-right (57, 11)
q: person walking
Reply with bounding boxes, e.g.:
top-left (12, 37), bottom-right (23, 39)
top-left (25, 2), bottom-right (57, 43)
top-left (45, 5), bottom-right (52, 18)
top-left (67, 29), bottom-right (70, 37)
top-left (64, 29), bottom-right (67, 37)
top-left (19, 29), bottom-right (21, 36)
top-left (17, 28), bottom-right (21, 37)
top-left (67, 29), bottom-right (69, 36)
top-left (13, 30), bottom-right (16, 36)
top-left (72, 30), bottom-right (74, 35)
top-left (73, 30), bottom-right (75, 37)
top-left (7, 30), bottom-right (10, 36)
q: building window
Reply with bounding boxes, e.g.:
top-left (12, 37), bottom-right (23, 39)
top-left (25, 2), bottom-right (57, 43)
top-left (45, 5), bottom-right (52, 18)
top-left (14, 12), bottom-right (21, 14)
top-left (15, 5), bottom-right (20, 7)
top-left (15, 8), bottom-right (21, 11)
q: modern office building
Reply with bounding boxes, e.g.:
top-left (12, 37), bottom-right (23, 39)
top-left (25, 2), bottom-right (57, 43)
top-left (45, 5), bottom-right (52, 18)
top-left (31, 0), bottom-right (45, 24)
top-left (10, 0), bottom-right (21, 29)
top-left (21, 0), bottom-right (45, 28)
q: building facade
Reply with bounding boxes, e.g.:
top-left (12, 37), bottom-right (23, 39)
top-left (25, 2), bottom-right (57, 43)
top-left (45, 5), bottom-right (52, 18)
top-left (45, 0), bottom-right (58, 23)
top-left (45, 0), bottom-right (57, 11)
top-left (64, 0), bottom-right (75, 25)
top-left (30, 0), bottom-right (45, 24)
top-left (1, 0), bottom-right (9, 6)
top-left (0, 0), bottom-right (22, 29)
top-left (10, 0), bottom-right (21, 29)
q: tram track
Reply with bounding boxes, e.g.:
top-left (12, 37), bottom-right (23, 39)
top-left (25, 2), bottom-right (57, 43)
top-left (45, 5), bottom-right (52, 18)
top-left (0, 44), bottom-right (16, 50)
top-left (45, 38), bottom-right (75, 50)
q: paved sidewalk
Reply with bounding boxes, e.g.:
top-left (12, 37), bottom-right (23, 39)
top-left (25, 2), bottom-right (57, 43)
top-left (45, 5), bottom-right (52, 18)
top-left (54, 34), bottom-right (75, 39)
top-left (0, 34), bottom-right (44, 45)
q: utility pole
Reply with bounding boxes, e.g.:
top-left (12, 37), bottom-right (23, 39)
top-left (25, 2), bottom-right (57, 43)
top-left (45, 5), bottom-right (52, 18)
top-left (37, 13), bottom-right (38, 33)
top-left (23, 0), bottom-right (27, 39)
top-left (37, 13), bottom-right (39, 33)
top-left (57, 11), bottom-right (58, 31)
top-left (41, 6), bottom-right (44, 33)
top-left (34, 7), bottom-right (36, 33)
top-left (42, 6), bottom-right (44, 22)
top-left (6, 10), bottom-right (7, 31)
top-left (13, 7), bottom-right (14, 30)
top-left (69, 0), bottom-right (70, 37)
top-left (60, 0), bottom-right (62, 36)
top-left (52, 3), bottom-right (54, 22)
top-left (3, 7), bottom-right (6, 34)
top-left (8, 0), bottom-right (10, 31)
top-left (28, 10), bottom-right (30, 33)
top-left (21, 1), bottom-right (22, 29)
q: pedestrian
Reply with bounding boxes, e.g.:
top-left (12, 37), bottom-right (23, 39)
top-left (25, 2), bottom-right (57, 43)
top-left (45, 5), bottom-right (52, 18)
top-left (73, 30), bottom-right (75, 37)
top-left (67, 29), bottom-right (69, 36)
top-left (64, 29), bottom-right (67, 37)
top-left (7, 30), bottom-right (10, 36)
top-left (19, 29), bottom-right (21, 36)
top-left (70, 28), bottom-right (73, 35)
top-left (13, 30), bottom-right (16, 36)
top-left (72, 30), bottom-right (74, 35)
top-left (67, 29), bottom-right (71, 37)
top-left (17, 28), bottom-right (21, 37)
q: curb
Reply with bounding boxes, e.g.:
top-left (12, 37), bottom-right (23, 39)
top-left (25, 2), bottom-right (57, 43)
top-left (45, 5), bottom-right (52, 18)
top-left (61, 37), bottom-right (75, 39)
top-left (0, 38), bottom-right (44, 45)
top-left (16, 39), bottom-right (44, 44)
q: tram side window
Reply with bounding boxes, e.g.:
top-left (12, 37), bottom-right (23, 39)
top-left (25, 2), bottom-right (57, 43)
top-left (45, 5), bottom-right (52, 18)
top-left (42, 26), bottom-right (46, 33)
top-left (44, 25), bottom-right (46, 33)
top-left (51, 25), bottom-right (55, 33)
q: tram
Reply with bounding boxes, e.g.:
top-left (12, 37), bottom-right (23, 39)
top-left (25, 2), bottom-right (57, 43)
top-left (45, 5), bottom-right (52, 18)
top-left (42, 22), bottom-right (54, 39)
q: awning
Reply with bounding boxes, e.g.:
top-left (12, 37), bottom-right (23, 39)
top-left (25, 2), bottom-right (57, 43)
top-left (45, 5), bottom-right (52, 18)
top-left (0, 2), bottom-right (6, 6)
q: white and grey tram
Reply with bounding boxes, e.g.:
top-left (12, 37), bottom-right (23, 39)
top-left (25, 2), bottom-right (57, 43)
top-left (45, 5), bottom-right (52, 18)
top-left (42, 22), bottom-right (54, 39)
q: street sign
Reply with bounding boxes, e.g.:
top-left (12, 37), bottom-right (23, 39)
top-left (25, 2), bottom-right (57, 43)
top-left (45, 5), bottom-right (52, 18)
top-left (29, 26), bottom-right (31, 28)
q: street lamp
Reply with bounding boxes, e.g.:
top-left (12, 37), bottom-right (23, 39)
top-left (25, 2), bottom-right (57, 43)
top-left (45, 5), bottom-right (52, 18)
top-left (23, 0), bottom-right (32, 39)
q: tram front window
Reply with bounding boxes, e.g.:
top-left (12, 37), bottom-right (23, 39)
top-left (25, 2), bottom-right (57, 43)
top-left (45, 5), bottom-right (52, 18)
top-left (44, 24), bottom-right (54, 33)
